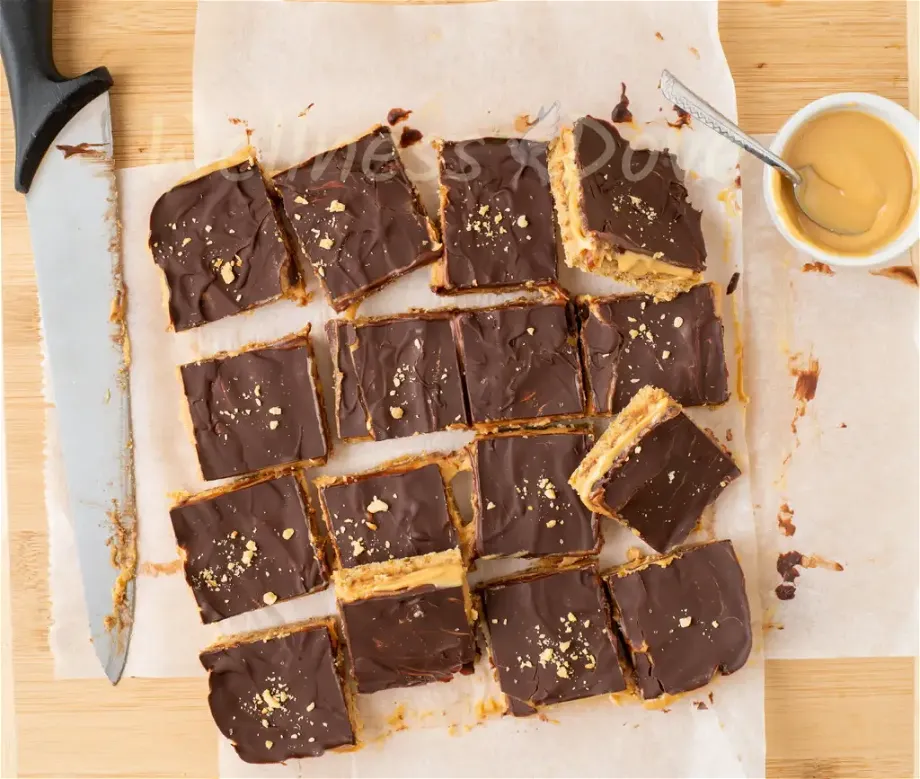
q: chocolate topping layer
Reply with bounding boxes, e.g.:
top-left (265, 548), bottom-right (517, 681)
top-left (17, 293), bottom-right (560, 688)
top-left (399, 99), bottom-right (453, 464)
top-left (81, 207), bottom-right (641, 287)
top-left (171, 475), bottom-right (327, 623)
top-left (473, 432), bottom-right (599, 558)
top-left (350, 315), bottom-right (468, 439)
top-left (340, 585), bottom-right (475, 694)
top-left (600, 412), bottom-right (740, 552)
top-left (438, 138), bottom-right (559, 291)
top-left (320, 463), bottom-right (457, 568)
top-left (454, 302), bottom-right (585, 425)
top-left (201, 623), bottom-right (356, 764)
top-left (326, 320), bottom-right (367, 441)
top-left (150, 158), bottom-right (293, 331)
top-left (605, 540), bottom-right (752, 699)
top-left (574, 117), bottom-right (706, 271)
top-left (274, 126), bottom-right (440, 312)
top-left (482, 567), bottom-right (627, 716)
top-left (180, 335), bottom-right (328, 481)
top-left (579, 285), bottom-right (729, 414)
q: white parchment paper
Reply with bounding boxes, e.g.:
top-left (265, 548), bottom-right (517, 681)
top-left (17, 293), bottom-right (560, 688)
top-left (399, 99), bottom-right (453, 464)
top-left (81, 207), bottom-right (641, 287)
top-left (740, 140), bottom-right (920, 659)
top-left (47, 1), bottom-right (768, 776)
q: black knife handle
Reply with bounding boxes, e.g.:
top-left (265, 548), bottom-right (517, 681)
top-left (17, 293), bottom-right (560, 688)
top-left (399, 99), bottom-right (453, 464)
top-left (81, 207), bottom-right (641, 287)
top-left (0, 0), bottom-right (113, 193)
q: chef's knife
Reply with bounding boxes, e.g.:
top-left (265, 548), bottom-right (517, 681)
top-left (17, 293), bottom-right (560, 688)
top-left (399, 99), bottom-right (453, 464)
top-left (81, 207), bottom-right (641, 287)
top-left (1, 0), bottom-right (136, 683)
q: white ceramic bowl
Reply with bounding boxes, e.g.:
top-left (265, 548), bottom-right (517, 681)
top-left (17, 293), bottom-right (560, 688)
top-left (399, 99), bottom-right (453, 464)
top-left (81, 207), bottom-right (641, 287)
top-left (763, 92), bottom-right (920, 267)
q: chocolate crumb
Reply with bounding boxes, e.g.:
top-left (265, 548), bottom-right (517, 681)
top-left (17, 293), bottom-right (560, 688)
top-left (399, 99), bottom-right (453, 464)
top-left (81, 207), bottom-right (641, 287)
top-left (839, 422), bottom-right (847, 429)
top-left (387, 108), bottom-right (413, 126)
top-left (775, 550), bottom-right (843, 599)
top-left (726, 271), bottom-right (740, 295)
top-left (399, 127), bottom-right (423, 148)
top-left (298, 103), bottom-right (315, 118)
top-left (655, 31), bottom-right (665, 41)
top-left (611, 82), bottom-right (633, 124)
top-left (693, 700), bottom-right (708, 710)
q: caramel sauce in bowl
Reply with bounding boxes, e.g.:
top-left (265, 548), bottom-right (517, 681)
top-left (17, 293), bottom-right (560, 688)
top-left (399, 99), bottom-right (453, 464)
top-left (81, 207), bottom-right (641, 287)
top-left (764, 93), bottom-right (919, 267)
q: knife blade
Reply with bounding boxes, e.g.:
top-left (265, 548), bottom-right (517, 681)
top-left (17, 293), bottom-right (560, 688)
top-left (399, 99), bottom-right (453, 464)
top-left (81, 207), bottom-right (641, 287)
top-left (1, 0), bottom-right (136, 683)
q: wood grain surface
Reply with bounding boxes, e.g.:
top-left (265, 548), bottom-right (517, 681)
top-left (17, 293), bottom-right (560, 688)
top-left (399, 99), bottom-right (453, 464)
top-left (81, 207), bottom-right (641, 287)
top-left (1, 2), bottom-right (916, 777)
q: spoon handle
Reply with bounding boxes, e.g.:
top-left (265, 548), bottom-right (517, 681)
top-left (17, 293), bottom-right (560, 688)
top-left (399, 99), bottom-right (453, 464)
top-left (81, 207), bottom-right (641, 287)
top-left (660, 69), bottom-right (801, 185)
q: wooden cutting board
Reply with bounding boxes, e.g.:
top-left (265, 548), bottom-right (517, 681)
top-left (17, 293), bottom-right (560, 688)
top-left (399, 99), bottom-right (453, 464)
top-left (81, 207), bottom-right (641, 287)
top-left (1, 1), bottom-right (915, 776)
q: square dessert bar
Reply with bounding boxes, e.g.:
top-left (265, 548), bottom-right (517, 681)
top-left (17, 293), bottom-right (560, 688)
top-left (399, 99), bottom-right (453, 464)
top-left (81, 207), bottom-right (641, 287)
top-left (334, 549), bottom-right (476, 694)
top-left (570, 386), bottom-right (740, 553)
top-left (578, 283), bottom-right (729, 415)
top-left (316, 452), bottom-right (469, 569)
top-left (273, 125), bottom-right (441, 313)
top-left (480, 565), bottom-right (628, 716)
top-left (453, 301), bottom-right (585, 428)
top-left (431, 137), bottom-right (561, 295)
top-left (471, 428), bottom-right (600, 559)
top-left (604, 540), bottom-right (753, 700)
top-left (170, 472), bottom-right (328, 623)
top-left (200, 618), bottom-right (358, 764)
top-left (549, 117), bottom-right (705, 300)
top-left (180, 327), bottom-right (328, 481)
top-left (150, 150), bottom-right (300, 332)
top-left (327, 312), bottom-right (468, 442)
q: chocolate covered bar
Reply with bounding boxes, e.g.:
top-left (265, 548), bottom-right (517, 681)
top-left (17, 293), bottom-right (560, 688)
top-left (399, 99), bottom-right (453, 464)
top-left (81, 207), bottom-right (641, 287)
top-left (570, 386), bottom-right (739, 553)
top-left (274, 125), bottom-right (441, 312)
top-left (180, 328), bottom-right (328, 481)
top-left (328, 312), bottom-right (468, 442)
top-left (316, 452), bottom-right (469, 568)
top-left (431, 137), bottom-right (561, 295)
top-left (549, 117), bottom-right (705, 299)
top-left (578, 284), bottom-right (729, 414)
top-left (480, 565), bottom-right (628, 716)
top-left (604, 540), bottom-right (753, 699)
top-left (471, 428), bottom-right (600, 559)
top-left (150, 150), bottom-right (301, 332)
top-left (334, 549), bottom-right (476, 694)
top-left (170, 473), bottom-right (328, 623)
top-left (200, 619), bottom-right (358, 764)
top-left (453, 301), bottom-right (585, 428)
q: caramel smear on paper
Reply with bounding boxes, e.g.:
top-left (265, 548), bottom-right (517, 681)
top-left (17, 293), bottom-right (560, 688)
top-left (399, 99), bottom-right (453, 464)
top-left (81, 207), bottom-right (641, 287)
top-left (57, 142), bottom-right (106, 159)
top-left (777, 502), bottom-right (796, 536)
top-left (139, 559), bottom-right (183, 577)
top-left (801, 261), bottom-right (835, 276)
top-left (514, 113), bottom-right (537, 133)
top-left (870, 265), bottom-right (918, 287)
top-left (789, 353), bottom-right (820, 434)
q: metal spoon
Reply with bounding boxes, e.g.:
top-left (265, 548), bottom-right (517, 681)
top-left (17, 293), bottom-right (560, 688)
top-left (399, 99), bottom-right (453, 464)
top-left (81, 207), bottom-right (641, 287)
top-left (659, 69), bottom-right (874, 236)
